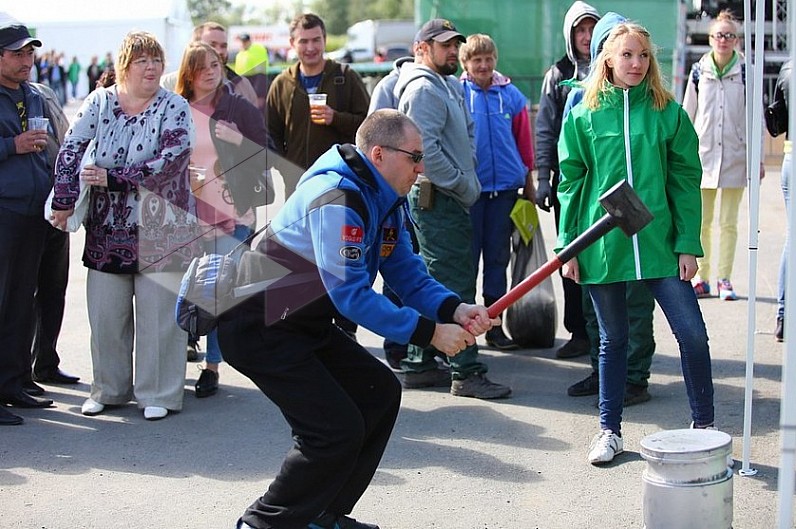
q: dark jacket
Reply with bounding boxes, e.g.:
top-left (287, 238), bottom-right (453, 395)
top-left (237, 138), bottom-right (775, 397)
top-left (771, 60), bottom-right (791, 140)
top-left (535, 1), bottom-right (599, 177)
top-left (208, 84), bottom-right (274, 215)
top-left (0, 82), bottom-right (50, 216)
top-left (266, 60), bottom-right (370, 173)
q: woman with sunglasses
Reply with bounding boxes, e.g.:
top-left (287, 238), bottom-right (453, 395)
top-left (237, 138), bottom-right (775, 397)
top-left (175, 42), bottom-right (273, 398)
top-left (683, 9), bottom-right (763, 302)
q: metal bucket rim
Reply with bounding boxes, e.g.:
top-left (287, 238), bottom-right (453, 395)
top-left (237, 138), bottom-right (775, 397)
top-left (640, 429), bottom-right (732, 460)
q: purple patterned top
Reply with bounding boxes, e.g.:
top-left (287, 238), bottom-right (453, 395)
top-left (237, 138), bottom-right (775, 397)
top-left (53, 86), bottom-right (200, 273)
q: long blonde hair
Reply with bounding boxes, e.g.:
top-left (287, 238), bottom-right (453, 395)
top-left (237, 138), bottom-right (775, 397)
top-left (583, 22), bottom-right (672, 111)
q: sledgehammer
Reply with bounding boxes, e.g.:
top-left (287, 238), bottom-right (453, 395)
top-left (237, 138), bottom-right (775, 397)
top-left (487, 180), bottom-right (654, 319)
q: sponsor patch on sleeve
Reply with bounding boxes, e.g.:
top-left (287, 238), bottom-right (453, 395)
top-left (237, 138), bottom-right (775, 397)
top-left (380, 244), bottom-right (395, 258)
top-left (340, 246), bottom-right (363, 261)
top-left (382, 227), bottom-right (398, 242)
top-left (342, 225), bottom-right (364, 243)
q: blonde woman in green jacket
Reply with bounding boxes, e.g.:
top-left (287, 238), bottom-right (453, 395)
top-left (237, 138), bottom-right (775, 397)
top-left (557, 22), bottom-right (715, 465)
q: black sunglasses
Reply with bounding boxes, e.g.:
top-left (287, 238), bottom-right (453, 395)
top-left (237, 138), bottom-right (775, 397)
top-left (382, 145), bottom-right (425, 164)
top-left (711, 32), bottom-right (737, 40)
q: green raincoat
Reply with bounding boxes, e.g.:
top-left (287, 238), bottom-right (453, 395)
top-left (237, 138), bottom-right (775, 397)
top-left (556, 81), bottom-right (703, 284)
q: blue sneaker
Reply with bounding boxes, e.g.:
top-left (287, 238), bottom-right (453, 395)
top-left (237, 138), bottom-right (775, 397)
top-left (308, 513), bottom-right (380, 529)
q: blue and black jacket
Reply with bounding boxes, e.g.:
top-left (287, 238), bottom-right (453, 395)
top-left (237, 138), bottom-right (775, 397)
top-left (0, 82), bottom-right (50, 216)
top-left (255, 144), bottom-right (461, 346)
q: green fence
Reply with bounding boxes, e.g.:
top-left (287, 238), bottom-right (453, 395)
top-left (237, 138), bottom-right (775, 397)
top-left (416, 0), bottom-right (682, 103)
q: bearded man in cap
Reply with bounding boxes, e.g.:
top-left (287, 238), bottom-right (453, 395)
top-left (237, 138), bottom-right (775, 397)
top-left (0, 14), bottom-right (56, 425)
top-left (393, 18), bottom-right (511, 399)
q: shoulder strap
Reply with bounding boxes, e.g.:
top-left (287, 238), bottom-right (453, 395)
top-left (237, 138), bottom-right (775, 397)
top-left (305, 143), bottom-right (373, 226)
top-left (692, 62), bottom-right (745, 95)
top-left (334, 62), bottom-right (349, 107)
top-left (691, 63), bottom-right (701, 94)
top-left (308, 188), bottom-right (370, 227)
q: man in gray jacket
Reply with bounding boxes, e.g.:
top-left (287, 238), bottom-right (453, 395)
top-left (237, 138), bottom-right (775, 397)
top-left (394, 18), bottom-right (510, 399)
top-left (534, 1), bottom-right (599, 361)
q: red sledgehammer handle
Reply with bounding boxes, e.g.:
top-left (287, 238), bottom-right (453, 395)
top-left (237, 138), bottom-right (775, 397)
top-left (487, 256), bottom-right (563, 318)
top-left (486, 213), bottom-right (617, 319)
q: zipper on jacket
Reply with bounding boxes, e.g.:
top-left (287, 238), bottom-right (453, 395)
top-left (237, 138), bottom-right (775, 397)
top-left (622, 89), bottom-right (643, 280)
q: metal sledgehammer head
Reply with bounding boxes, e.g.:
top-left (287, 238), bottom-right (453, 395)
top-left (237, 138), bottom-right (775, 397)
top-left (486, 179), bottom-right (653, 319)
top-left (599, 179), bottom-right (654, 237)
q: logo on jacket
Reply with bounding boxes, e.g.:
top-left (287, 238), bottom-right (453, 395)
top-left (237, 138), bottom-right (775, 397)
top-left (382, 227), bottom-right (398, 242)
top-left (380, 227), bottom-right (398, 257)
top-left (340, 246), bottom-right (362, 261)
top-left (342, 225), bottom-right (364, 243)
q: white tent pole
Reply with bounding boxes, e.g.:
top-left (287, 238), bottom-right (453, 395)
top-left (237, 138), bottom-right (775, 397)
top-left (778, 1), bottom-right (796, 525)
top-left (740, 0), bottom-right (764, 478)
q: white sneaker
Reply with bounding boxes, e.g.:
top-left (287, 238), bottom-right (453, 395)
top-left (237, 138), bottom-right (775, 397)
top-left (588, 429), bottom-right (624, 464)
top-left (143, 406), bottom-right (168, 421)
top-left (690, 422), bottom-right (733, 467)
top-left (81, 398), bottom-right (105, 416)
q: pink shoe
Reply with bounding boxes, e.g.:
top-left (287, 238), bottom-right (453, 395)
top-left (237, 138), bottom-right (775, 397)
top-left (717, 279), bottom-right (738, 301)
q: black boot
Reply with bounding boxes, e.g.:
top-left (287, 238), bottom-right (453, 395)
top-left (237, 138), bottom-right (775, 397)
top-left (485, 326), bottom-right (519, 350)
top-left (483, 296), bottom-right (519, 350)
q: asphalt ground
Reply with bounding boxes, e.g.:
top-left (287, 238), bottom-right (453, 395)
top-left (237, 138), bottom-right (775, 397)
top-left (1, 100), bottom-right (792, 528)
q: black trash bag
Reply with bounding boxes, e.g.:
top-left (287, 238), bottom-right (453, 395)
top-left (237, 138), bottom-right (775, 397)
top-left (505, 227), bottom-right (557, 348)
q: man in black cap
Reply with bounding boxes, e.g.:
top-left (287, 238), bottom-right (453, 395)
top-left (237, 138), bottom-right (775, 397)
top-left (0, 14), bottom-right (55, 425)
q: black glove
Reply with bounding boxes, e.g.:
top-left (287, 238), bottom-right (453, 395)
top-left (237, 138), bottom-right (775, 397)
top-left (535, 169), bottom-right (553, 212)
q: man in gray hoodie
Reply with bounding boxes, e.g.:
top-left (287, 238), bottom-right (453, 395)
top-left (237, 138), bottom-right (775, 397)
top-left (534, 1), bottom-right (599, 362)
top-left (394, 18), bottom-right (511, 399)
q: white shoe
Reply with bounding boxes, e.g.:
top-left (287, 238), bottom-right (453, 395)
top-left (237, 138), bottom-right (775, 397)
top-left (81, 398), bottom-right (105, 416)
top-left (588, 429), bottom-right (624, 464)
top-left (143, 406), bottom-right (168, 421)
top-left (690, 422), bottom-right (733, 467)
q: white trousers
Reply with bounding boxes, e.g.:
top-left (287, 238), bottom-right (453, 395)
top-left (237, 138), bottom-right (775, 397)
top-left (86, 270), bottom-right (187, 410)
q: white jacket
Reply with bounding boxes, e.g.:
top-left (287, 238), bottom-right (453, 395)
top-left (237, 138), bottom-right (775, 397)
top-left (682, 52), bottom-right (747, 189)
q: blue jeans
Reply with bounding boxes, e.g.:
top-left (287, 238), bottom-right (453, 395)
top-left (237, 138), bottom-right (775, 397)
top-left (779, 152), bottom-right (791, 319)
top-left (203, 224), bottom-right (253, 365)
top-left (470, 190), bottom-right (517, 300)
top-left (588, 277), bottom-right (714, 434)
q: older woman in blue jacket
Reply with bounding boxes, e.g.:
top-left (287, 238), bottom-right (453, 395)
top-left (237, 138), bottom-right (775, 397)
top-left (460, 33), bottom-right (534, 350)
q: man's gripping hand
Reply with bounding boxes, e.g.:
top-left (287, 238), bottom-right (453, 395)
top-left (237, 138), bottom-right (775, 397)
top-left (453, 303), bottom-right (499, 337)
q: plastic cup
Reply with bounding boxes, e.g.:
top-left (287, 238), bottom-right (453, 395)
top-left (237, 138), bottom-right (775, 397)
top-left (188, 165), bottom-right (207, 193)
top-left (28, 117), bottom-right (49, 131)
top-left (309, 93), bottom-right (327, 124)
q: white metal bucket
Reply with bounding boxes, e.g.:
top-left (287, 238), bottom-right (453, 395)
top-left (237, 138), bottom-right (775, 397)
top-left (639, 429), bottom-right (733, 529)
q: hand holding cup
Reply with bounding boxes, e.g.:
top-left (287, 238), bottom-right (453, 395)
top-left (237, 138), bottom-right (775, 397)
top-left (23, 116), bottom-right (49, 152)
top-left (188, 165), bottom-right (207, 194)
top-left (309, 93), bottom-right (328, 125)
